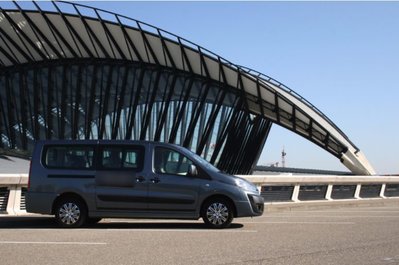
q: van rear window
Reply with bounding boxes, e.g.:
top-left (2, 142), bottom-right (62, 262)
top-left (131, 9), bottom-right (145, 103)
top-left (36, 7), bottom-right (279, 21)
top-left (44, 146), bottom-right (95, 169)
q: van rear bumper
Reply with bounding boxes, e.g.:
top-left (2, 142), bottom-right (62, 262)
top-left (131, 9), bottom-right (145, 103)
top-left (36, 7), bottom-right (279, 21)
top-left (26, 191), bottom-right (57, 214)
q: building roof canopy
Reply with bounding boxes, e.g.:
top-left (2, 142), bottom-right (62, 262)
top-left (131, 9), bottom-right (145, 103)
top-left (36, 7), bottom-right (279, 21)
top-left (0, 1), bottom-right (375, 175)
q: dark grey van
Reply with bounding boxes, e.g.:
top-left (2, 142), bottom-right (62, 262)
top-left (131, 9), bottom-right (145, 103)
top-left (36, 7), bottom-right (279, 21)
top-left (26, 140), bottom-right (264, 228)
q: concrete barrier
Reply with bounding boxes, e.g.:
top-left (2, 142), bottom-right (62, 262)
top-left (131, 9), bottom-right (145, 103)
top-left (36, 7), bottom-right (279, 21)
top-left (238, 174), bottom-right (399, 211)
top-left (264, 197), bottom-right (399, 212)
top-left (1, 174), bottom-right (399, 215)
top-left (0, 174), bottom-right (29, 216)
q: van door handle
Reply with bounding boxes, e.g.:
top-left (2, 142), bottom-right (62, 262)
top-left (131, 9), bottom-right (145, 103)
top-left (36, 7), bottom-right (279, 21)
top-left (136, 176), bottom-right (145, 183)
top-left (150, 177), bottom-right (160, 184)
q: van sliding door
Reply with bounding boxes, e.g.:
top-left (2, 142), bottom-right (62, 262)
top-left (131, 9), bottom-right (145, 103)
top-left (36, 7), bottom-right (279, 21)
top-left (95, 145), bottom-right (147, 211)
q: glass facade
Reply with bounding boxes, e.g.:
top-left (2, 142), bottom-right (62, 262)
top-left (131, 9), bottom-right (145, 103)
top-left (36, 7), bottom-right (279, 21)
top-left (0, 60), bottom-right (271, 174)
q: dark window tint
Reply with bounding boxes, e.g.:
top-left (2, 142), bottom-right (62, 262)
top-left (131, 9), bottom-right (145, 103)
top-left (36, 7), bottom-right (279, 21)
top-left (154, 147), bottom-right (193, 175)
top-left (44, 146), bottom-right (94, 169)
top-left (101, 146), bottom-right (143, 170)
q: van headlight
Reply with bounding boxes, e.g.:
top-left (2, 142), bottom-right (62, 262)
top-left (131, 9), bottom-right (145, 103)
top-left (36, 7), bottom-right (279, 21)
top-left (234, 178), bottom-right (258, 193)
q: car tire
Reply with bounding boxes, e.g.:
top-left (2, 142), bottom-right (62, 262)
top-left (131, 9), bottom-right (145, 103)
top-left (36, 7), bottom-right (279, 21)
top-left (55, 197), bottom-right (87, 228)
top-left (202, 198), bottom-right (234, 229)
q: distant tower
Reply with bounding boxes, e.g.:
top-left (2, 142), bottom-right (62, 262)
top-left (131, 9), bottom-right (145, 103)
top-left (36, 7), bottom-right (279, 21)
top-left (281, 147), bottom-right (286, 168)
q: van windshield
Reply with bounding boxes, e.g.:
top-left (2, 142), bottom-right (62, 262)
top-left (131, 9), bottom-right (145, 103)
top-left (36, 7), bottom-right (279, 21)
top-left (185, 149), bottom-right (220, 173)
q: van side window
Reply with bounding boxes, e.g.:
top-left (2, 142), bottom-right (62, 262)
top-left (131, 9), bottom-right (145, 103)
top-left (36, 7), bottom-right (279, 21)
top-left (44, 146), bottom-right (94, 169)
top-left (102, 148), bottom-right (123, 169)
top-left (154, 147), bottom-right (193, 175)
top-left (101, 146), bottom-right (143, 171)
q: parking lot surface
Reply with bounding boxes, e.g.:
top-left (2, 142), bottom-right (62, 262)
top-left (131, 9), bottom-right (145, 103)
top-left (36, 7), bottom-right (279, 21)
top-left (1, 204), bottom-right (399, 265)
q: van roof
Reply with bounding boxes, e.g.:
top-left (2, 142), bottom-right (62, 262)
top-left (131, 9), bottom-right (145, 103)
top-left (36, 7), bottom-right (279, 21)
top-left (35, 139), bottom-right (183, 149)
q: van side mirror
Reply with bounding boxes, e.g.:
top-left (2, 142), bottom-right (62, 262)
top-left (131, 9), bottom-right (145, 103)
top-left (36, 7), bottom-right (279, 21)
top-left (188, 164), bottom-right (198, 177)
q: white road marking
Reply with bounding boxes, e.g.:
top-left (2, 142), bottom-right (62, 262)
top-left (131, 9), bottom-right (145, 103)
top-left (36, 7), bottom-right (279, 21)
top-left (257, 215), bottom-right (399, 218)
top-left (106, 229), bottom-right (258, 233)
top-left (0, 241), bottom-right (107, 245)
top-left (275, 210), bottom-right (399, 213)
top-left (240, 221), bottom-right (355, 224)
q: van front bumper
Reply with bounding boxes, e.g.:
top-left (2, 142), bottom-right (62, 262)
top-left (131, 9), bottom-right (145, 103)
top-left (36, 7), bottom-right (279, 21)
top-left (235, 193), bottom-right (264, 217)
top-left (247, 194), bottom-right (264, 214)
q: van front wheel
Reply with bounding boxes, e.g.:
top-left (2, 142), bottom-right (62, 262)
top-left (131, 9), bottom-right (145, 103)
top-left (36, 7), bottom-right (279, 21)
top-left (202, 199), bottom-right (234, 229)
top-left (55, 197), bottom-right (87, 228)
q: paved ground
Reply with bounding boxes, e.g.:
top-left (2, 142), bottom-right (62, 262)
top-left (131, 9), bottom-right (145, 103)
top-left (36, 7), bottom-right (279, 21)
top-left (1, 205), bottom-right (399, 265)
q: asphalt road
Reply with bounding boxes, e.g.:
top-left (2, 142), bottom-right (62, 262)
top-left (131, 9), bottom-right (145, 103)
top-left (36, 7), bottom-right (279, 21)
top-left (1, 205), bottom-right (399, 265)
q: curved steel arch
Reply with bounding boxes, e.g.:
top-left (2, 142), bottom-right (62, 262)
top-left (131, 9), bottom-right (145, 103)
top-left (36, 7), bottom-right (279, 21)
top-left (0, 1), bottom-right (375, 174)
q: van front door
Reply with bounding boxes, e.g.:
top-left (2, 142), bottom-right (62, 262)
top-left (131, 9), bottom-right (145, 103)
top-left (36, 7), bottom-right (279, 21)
top-left (95, 145), bottom-right (148, 211)
top-left (148, 147), bottom-right (203, 213)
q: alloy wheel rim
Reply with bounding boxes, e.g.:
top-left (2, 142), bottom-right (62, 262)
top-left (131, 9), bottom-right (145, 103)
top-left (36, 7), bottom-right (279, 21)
top-left (206, 202), bottom-right (229, 225)
top-left (59, 203), bottom-right (80, 225)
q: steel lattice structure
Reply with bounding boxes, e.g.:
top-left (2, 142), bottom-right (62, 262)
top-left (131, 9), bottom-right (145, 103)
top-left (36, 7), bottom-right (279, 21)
top-left (0, 1), bottom-right (375, 174)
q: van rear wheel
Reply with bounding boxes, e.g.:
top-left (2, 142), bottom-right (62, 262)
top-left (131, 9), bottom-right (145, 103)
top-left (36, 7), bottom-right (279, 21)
top-left (55, 197), bottom-right (87, 228)
top-left (202, 198), bottom-right (234, 229)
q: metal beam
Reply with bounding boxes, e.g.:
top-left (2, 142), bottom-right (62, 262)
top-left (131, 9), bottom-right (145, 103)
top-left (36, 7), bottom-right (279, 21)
top-left (98, 65), bottom-right (114, 139)
top-left (196, 88), bottom-right (226, 155)
top-left (137, 23), bottom-right (159, 65)
top-left (73, 5), bottom-right (110, 58)
top-left (33, 1), bottom-right (78, 58)
top-left (153, 74), bottom-right (177, 141)
top-left (0, 8), bottom-right (47, 60)
top-left (140, 70), bottom-right (161, 140)
top-left (115, 16), bottom-right (143, 62)
top-left (111, 66), bottom-right (129, 139)
top-left (94, 9), bottom-right (126, 60)
top-left (72, 65), bottom-right (83, 139)
top-left (125, 68), bottom-right (145, 140)
top-left (85, 65), bottom-right (98, 139)
top-left (52, 1), bottom-right (94, 58)
top-left (169, 78), bottom-right (194, 144)
top-left (13, 1), bottom-right (63, 59)
top-left (0, 26), bottom-right (33, 63)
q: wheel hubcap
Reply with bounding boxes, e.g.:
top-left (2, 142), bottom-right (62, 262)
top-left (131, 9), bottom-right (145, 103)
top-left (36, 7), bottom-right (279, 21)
top-left (59, 203), bottom-right (80, 225)
top-left (206, 202), bottom-right (229, 225)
